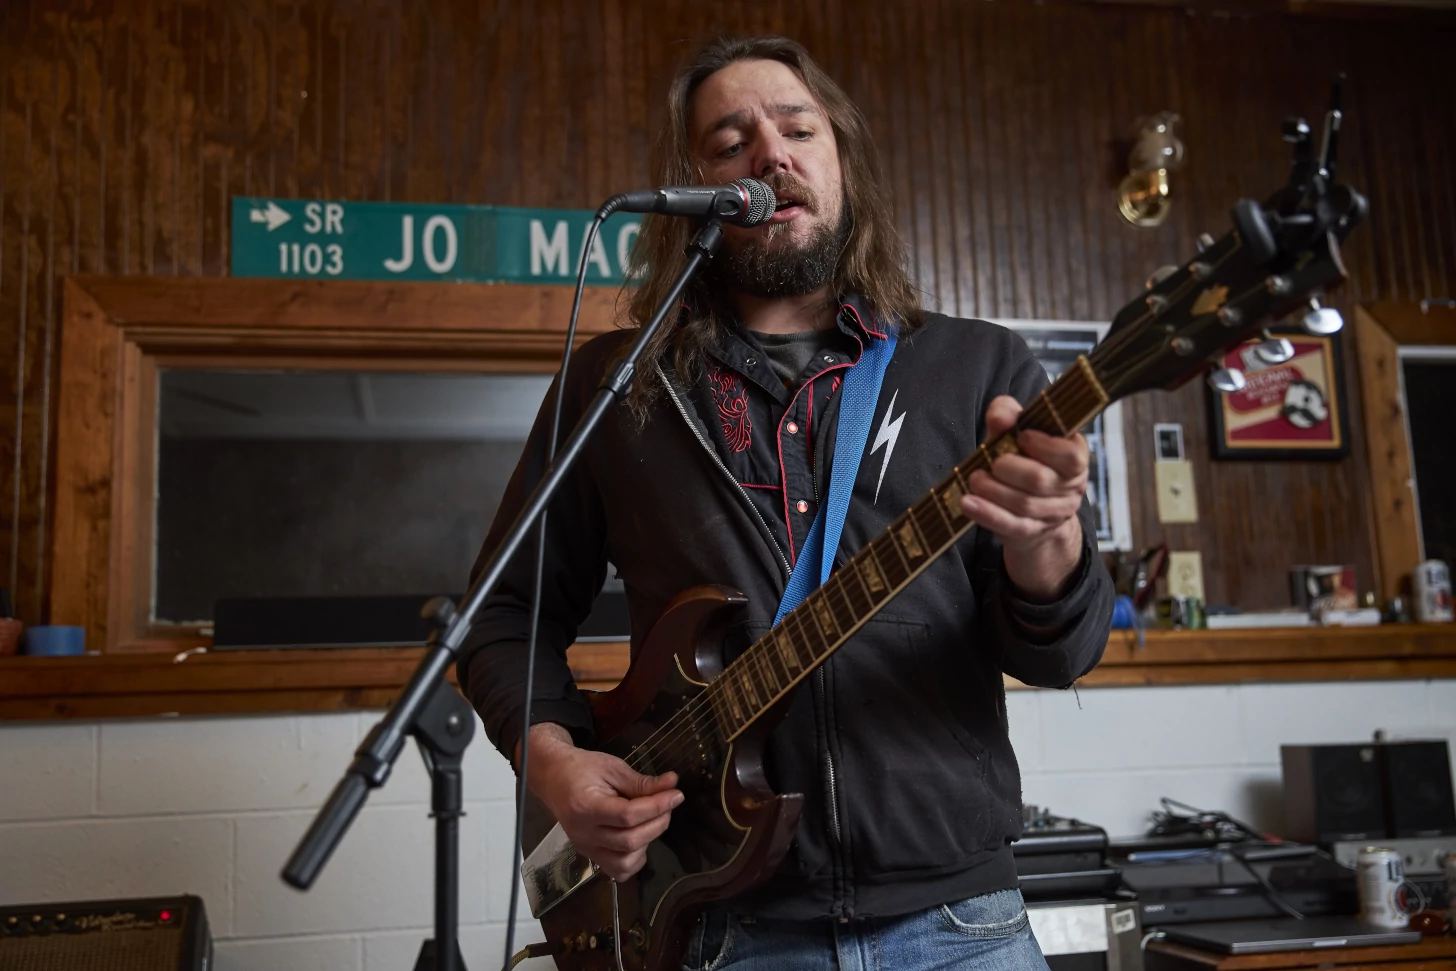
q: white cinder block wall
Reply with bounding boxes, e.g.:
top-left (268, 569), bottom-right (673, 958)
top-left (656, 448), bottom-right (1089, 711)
top-left (2, 679), bottom-right (1454, 971)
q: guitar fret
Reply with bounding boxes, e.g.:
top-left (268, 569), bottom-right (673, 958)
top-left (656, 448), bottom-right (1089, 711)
top-left (858, 547), bottom-right (889, 597)
top-left (738, 665), bottom-right (761, 709)
top-left (893, 513), bottom-right (928, 567)
top-left (794, 606), bottom-right (829, 658)
top-left (912, 495), bottom-right (952, 551)
top-left (939, 471), bottom-right (970, 527)
top-left (873, 534), bottom-right (910, 589)
top-left (772, 628), bottom-right (802, 678)
top-left (760, 632), bottom-right (790, 687)
top-left (1038, 389), bottom-right (1068, 435)
top-left (720, 677), bottom-right (745, 730)
top-left (787, 614), bottom-right (817, 668)
top-left (751, 645), bottom-right (780, 697)
top-left (810, 588), bottom-right (841, 642)
top-left (839, 563), bottom-right (872, 619)
top-left (823, 574), bottom-right (856, 631)
top-left (744, 645), bottom-right (775, 700)
top-left (809, 593), bottom-right (844, 646)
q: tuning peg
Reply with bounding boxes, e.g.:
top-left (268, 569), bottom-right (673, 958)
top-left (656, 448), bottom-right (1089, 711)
top-left (1196, 233), bottom-right (1216, 253)
top-left (1282, 117), bottom-right (1312, 145)
top-left (1145, 265), bottom-right (1179, 290)
top-left (1301, 299), bottom-right (1344, 335)
top-left (1208, 367), bottom-right (1247, 393)
top-left (1255, 330), bottom-right (1296, 364)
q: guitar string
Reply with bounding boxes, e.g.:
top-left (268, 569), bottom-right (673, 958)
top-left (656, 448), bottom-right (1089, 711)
top-left (613, 385), bottom-right (1109, 774)
top-left (611, 381), bottom-right (1113, 774)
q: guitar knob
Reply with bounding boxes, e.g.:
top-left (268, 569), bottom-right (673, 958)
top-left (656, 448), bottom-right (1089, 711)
top-left (1196, 233), bottom-right (1216, 253)
top-left (1145, 265), bottom-right (1179, 290)
top-left (1208, 367), bottom-right (1247, 393)
top-left (1301, 299), bottom-right (1344, 335)
top-left (1255, 332), bottom-right (1296, 364)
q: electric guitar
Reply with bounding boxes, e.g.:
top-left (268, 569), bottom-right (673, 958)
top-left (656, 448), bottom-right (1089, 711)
top-left (516, 85), bottom-right (1367, 971)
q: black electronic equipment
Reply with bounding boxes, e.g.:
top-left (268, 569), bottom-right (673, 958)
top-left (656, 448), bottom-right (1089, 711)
top-left (0, 895), bottom-right (211, 971)
top-left (1380, 740), bottom-right (1456, 837)
top-left (1281, 740), bottom-right (1456, 843)
top-left (1111, 842), bottom-right (1357, 927)
top-left (1014, 807), bottom-right (1122, 901)
top-left (1281, 743), bottom-right (1388, 843)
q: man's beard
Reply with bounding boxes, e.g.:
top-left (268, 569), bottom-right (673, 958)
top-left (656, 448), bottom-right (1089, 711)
top-left (713, 199), bottom-right (850, 299)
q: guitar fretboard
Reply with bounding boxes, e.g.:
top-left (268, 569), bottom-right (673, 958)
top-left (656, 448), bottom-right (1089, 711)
top-left (699, 355), bottom-right (1110, 743)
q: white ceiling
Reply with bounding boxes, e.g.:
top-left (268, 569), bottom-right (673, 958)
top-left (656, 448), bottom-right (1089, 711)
top-left (159, 370), bottom-right (554, 441)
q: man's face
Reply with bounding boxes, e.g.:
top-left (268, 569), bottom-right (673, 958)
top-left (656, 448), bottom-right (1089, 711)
top-left (690, 59), bottom-right (846, 297)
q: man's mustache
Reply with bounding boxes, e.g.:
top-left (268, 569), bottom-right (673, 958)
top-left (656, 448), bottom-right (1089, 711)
top-left (762, 174), bottom-right (818, 214)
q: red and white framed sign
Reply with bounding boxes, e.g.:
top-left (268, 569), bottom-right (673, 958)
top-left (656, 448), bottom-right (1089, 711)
top-left (1210, 334), bottom-right (1349, 459)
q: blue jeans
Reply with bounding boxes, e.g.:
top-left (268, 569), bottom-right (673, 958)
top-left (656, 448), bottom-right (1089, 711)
top-left (681, 888), bottom-right (1051, 970)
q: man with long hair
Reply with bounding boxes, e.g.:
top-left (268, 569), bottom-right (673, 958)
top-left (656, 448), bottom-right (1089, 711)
top-left (460, 35), bottom-right (1113, 969)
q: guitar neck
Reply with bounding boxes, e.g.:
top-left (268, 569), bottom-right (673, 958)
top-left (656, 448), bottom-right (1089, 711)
top-left (698, 355), bottom-right (1111, 743)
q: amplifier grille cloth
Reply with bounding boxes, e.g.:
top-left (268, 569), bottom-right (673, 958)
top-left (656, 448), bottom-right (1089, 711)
top-left (0, 925), bottom-right (184, 970)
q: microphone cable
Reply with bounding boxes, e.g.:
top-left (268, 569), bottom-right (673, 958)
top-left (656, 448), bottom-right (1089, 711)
top-left (502, 206), bottom-right (613, 970)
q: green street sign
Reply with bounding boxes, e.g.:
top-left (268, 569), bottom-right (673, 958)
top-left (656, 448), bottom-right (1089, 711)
top-left (230, 197), bottom-right (642, 285)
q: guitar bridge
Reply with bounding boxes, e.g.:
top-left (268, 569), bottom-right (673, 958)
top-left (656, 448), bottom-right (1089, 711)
top-left (522, 823), bottom-right (599, 918)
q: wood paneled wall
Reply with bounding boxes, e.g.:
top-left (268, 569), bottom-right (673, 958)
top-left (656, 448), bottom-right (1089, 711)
top-left (4, 0), bottom-right (1455, 623)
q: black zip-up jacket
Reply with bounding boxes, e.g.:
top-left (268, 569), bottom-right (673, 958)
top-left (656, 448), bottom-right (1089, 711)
top-left (457, 295), bottom-right (1115, 921)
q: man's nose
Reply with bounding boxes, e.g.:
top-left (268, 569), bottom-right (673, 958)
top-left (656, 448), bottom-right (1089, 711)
top-left (752, 128), bottom-right (792, 179)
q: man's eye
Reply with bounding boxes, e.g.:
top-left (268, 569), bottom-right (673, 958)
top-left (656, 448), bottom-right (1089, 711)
top-left (719, 143), bottom-right (744, 158)
top-left (789, 130), bottom-right (813, 140)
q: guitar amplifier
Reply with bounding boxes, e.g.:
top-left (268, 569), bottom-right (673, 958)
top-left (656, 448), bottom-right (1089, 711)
top-left (0, 895), bottom-right (211, 971)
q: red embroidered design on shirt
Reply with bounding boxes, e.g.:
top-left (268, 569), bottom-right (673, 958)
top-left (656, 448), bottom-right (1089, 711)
top-left (830, 375), bottom-right (842, 394)
top-left (708, 365), bottom-right (753, 453)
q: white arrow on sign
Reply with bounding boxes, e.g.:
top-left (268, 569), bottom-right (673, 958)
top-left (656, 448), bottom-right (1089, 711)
top-left (248, 200), bottom-right (292, 232)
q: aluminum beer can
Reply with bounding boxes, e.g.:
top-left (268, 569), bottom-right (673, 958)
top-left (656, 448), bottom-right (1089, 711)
top-left (1358, 846), bottom-right (1409, 929)
top-left (1413, 560), bottom-right (1454, 623)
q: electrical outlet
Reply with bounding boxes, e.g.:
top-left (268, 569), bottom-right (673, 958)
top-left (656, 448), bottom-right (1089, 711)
top-left (1155, 460), bottom-right (1199, 524)
top-left (1168, 551), bottom-right (1205, 600)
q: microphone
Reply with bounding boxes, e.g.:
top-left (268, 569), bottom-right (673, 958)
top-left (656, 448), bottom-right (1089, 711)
top-left (603, 177), bottom-right (777, 226)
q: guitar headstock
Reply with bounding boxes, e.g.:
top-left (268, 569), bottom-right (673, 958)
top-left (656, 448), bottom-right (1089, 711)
top-left (1091, 77), bottom-right (1368, 402)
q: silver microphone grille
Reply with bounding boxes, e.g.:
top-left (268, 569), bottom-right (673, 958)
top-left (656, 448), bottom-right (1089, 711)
top-left (733, 178), bottom-right (778, 227)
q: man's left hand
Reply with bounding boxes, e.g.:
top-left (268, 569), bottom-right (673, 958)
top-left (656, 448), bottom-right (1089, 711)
top-left (959, 395), bottom-right (1088, 601)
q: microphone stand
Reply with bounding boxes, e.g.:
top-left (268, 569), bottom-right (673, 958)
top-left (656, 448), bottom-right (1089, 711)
top-left (281, 218), bottom-right (727, 971)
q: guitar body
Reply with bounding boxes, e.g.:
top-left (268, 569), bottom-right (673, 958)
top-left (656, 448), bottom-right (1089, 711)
top-left (537, 585), bottom-right (804, 971)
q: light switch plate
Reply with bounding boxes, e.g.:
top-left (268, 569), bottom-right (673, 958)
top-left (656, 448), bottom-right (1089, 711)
top-left (1155, 460), bottom-right (1199, 523)
top-left (1168, 551), bottom-right (1205, 600)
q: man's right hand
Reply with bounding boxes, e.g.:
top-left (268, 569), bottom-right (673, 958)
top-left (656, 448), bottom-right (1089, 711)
top-left (521, 723), bottom-right (683, 882)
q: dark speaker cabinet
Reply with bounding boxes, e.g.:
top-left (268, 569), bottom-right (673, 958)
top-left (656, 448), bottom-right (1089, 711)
top-left (1282, 743), bottom-right (1388, 843)
top-left (1282, 741), bottom-right (1456, 843)
top-left (1380, 740), bottom-right (1456, 838)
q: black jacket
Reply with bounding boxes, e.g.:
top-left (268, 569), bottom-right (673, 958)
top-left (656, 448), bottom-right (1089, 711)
top-left (457, 298), bottom-right (1115, 920)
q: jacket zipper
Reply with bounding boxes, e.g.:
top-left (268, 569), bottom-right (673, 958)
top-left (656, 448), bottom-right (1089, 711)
top-left (820, 670), bottom-right (841, 845)
top-left (659, 366), bottom-right (850, 917)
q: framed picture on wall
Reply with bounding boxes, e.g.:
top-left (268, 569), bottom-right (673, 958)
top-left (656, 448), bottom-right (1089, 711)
top-left (1209, 333), bottom-right (1349, 459)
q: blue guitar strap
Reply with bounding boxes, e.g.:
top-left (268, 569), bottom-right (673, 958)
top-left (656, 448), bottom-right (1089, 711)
top-left (774, 325), bottom-right (898, 626)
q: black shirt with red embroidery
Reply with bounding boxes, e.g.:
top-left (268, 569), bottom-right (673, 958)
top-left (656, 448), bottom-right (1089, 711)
top-left (686, 295), bottom-right (879, 567)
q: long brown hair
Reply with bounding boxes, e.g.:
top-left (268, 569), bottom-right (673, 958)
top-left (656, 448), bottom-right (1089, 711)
top-left (621, 35), bottom-right (921, 420)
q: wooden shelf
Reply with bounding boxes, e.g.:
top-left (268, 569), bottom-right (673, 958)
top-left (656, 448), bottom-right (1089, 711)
top-left (2, 626), bottom-right (1455, 720)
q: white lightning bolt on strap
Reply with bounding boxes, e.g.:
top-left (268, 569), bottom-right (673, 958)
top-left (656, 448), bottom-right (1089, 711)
top-left (869, 389), bottom-right (905, 504)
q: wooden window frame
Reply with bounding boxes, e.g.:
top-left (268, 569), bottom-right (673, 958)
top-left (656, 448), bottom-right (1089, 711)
top-left (1353, 301), bottom-right (1456, 600)
top-left (2, 280), bottom-right (1454, 720)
